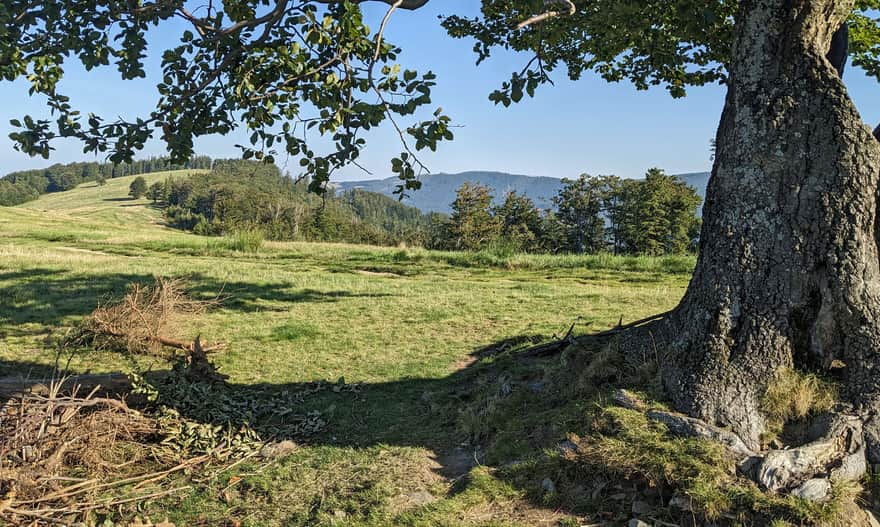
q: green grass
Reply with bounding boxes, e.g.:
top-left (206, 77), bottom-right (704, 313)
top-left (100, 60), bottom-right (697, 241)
top-left (2, 173), bottom-right (842, 526)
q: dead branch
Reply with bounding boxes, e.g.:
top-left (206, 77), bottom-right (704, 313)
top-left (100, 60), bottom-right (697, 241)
top-left (75, 277), bottom-right (224, 356)
top-left (516, 311), bottom-right (672, 359)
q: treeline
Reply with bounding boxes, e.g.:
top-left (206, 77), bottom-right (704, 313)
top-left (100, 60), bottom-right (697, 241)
top-left (429, 169), bottom-right (701, 255)
top-left (155, 163), bottom-right (701, 254)
top-left (0, 156), bottom-right (213, 206)
top-left (154, 160), bottom-right (433, 246)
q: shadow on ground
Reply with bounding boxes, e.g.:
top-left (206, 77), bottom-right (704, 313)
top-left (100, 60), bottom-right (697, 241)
top-left (0, 329), bottom-right (587, 513)
top-left (0, 269), bottom-right (393, 331)
top-left (0, 270), bottom-right (606, 523)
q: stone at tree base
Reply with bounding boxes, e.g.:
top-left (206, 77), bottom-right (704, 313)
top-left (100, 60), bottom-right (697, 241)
top-left (612, 389), bottom-right (646, 411)
top-left (791, 478), bottom-right (832, 502)
top-left (627, 519), bottom-right (650, 527)
top-left (631, 500), bottom-right (652, 514)
top-left (669, 495), bottom-right (693, 511)
top-left (542, 478), bottom-right (556, 493)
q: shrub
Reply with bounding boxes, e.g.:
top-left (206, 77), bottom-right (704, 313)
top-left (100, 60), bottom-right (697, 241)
top-left (209, 229), bottom-right (265, 253)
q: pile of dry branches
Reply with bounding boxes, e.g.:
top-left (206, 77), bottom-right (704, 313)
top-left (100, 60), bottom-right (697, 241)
top-left (75, 278), bottom-right (224, 356)
top-left (0, 378), bottom-right (169, 524)
top-left (0, 374), bottom-right (252, 525)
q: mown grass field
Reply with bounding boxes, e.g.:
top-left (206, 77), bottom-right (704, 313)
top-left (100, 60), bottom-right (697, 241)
top-left (0, 172), bottom-right (704, 525)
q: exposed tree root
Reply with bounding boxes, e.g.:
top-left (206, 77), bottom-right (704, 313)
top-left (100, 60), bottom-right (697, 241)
top-left (611, 389), bottom-right (869, 502)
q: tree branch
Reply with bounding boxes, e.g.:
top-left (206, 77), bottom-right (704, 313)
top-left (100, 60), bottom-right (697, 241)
top-left (312, 0), bottom-right (429, 10)
top-left (516, 0), bottom-right (576, 30)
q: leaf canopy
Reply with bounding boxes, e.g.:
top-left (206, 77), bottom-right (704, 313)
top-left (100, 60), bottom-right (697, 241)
top-left (2, 0), bottom-right (880, 191)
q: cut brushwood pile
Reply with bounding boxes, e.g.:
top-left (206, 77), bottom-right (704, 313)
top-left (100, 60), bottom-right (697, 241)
top-left (0, 370), bottom-right (273, 526)
top-left (0, 378), bottom-right (172, 524)
top-left (74, 277), bottom-right (225, 356)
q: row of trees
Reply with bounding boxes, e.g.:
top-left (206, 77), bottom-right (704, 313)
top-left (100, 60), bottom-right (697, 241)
top-left (149, 162), bottom-right (700, 255)
top-left (0, 156), bottom-right (213, 206)
top-left (432, 169), bottom-right (701, 256)
top-left (153, 160), bottom-right (432, 247)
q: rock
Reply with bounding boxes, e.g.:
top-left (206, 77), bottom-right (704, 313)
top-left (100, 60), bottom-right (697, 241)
top-left (669, 495), bottom-right (693, 511)
top-left (631, 500), bottom-right (652, 514)
top-left (557, 439), bottom-right (579, 455)
top-left (529, 381), bottom-right (545, 393)
top-left (790, 478), bottom-right (832, 502)
top-left (406, 490), bottom-right (436, 507)
top-left (259, 440), bottom-right (298, 459)
top-left (541, 478), bottom-right (557, 493)
top-left (647, 410), bottom-right (755, 458)
top-left (628, 520), bottom-right (650, 527)
top-left (612, 389), bottom-right (646, 411)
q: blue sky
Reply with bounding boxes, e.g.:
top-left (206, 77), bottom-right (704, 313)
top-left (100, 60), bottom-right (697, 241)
top-left (1, 1), bottom-right (879, 181)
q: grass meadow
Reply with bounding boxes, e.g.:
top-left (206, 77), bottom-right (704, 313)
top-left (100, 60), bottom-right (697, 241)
top-left (0, 172), bottom-right (708, 525)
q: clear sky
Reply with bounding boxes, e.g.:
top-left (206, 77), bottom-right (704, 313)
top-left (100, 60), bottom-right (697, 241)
top-left (1, 1), bottom-right (879, 181)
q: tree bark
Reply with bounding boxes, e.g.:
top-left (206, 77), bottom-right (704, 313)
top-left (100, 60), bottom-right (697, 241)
top-left (625, 0), bottom-right (880, 452)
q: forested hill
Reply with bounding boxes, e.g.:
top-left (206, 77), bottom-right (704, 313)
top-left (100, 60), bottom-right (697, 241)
top-left (338, 171), bottom-right (711, 214)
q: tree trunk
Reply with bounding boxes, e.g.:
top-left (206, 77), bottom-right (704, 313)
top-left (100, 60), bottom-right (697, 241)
top-left (628, 0), bottom-right (880, 452)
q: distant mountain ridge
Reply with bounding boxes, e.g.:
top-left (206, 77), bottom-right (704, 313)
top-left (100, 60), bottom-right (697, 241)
top-left (338, 170), bottom-right (710, 214)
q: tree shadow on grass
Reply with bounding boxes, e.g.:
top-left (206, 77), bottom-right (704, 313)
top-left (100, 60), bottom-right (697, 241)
top-left (0, 333), bottom-right (648, 525)
top-left (0, 270), bottom-right (394, 330)
top-left (0, 269), bottom-right (598, 522)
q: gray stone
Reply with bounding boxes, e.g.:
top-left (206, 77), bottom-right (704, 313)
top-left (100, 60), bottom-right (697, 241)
top-left (612, 389), bottom-right (645, 411)
top-left (631, 500), bottom-right (652, 514)
top-left (406, 490), bottom-right (436, 507)
top-left (628, 520), bottom-right (650, 527)
top-left (790, 478), bottom-right (832, 502)
top-left (557, 439), bottom-right (579, 454)
top-left (260, 440), bottom-right (298, 459)
top-left (669, 495), bottom-right (693, 511)
top-left (542, 478), bottom-right (556, 493)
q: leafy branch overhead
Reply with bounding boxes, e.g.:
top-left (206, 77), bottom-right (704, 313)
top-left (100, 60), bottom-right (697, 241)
top-left (442, 0), bottom-right (880, 103)
top-left (4, 1), bottom-right (880, 194)
top-left (1, 0), bottom-right (453, 195)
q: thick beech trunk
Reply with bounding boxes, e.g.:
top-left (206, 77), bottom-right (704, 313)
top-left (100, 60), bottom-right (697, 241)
top-left (627, 0), bottom-right (880, 452)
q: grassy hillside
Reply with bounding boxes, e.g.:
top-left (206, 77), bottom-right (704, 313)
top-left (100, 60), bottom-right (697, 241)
top-left (0, 174), bottom-right (763, 526)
